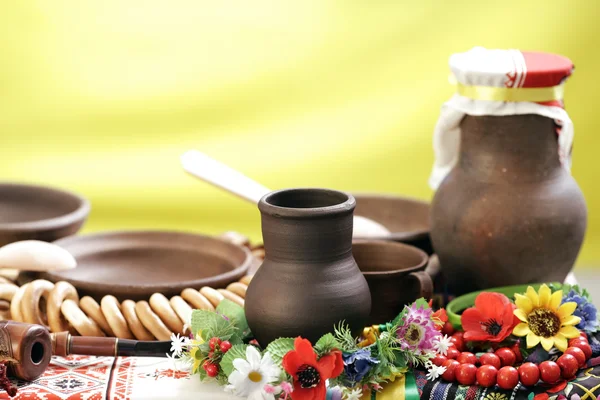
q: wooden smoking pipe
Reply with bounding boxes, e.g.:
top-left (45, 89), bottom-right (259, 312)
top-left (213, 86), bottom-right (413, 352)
top-left (0, 320), bottom-right (171, 382)
top-left (51, 331), bottom-right (172, 358)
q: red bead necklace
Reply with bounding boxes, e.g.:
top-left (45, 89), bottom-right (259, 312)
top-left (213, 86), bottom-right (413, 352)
top-left (433, 334), bottom-right (592, 389)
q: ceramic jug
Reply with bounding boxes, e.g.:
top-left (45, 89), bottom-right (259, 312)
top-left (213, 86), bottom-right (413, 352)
top-left (429, 48), bottom-right (587, 295)
top-left (245, 188), bottom-right (371, 346)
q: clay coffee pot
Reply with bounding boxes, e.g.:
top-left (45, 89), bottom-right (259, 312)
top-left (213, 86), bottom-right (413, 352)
top-left (245, 188), bottom-right (371, 346)
top-left (429, 48), bottom-right (587, 295)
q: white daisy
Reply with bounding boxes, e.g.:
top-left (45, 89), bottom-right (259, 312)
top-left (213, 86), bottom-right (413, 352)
top-left (247, 383), bottom-right (281, 400)
top-left (345, 388), bottom-right (363, 400)
top-left (227, 346), bottom-right (281, 397)
top-left (432, 334), bottom-right (452, 356)
top-left (224, 384), bottom-right (236, 394)
top-left (426, 363), bottom-right (447, 381)
top-left (170, 333), bottom-right (189, 357)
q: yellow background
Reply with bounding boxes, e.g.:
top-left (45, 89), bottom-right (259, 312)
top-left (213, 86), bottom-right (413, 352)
top-left (1, 1), bottom-right (598, 266)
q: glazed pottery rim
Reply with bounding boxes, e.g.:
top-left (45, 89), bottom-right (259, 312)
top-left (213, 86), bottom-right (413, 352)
top-left (0, 182), bottom-right (90, 232)
top-left (44, 230), bottom-right (253, 292)
top-left (352, 193), bottom-right (430, 242)
top-left (259, 188), bottom-right (355, 218)
top-left (352, 239), bottom-right (428, 276)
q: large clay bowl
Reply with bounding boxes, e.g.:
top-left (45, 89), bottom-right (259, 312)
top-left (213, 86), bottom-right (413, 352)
top-left (0, 183), bottom-right (90, 246)
top-left (39, 231), bottom-right (252, 301)
top-left (353, 194), bottom-right (431, 253)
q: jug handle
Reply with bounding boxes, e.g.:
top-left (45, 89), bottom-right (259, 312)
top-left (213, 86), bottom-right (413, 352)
top-left (409, 270), bottom-right (434, 301)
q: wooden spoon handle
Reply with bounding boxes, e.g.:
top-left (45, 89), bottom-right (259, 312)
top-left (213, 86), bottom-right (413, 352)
top-left (180, 150), bottom-right (270, 204)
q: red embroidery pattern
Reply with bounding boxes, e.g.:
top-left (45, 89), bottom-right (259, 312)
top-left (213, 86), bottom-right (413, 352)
top-left (0, 356), bottom-right (113, 400)
top-left (137, 369), bottom-right (190, 381)
top-left (108, 358), bottom-right (137, 400)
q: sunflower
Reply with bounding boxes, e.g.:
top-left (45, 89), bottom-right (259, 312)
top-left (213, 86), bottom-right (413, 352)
top-left (512, 284), bottom-right (581, 352)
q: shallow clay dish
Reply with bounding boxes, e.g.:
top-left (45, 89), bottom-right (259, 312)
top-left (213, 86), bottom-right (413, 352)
top-left (353, 194), bottom-right (431, 252)
top-left (40, 231), bottom-right (252, 301)
top-left (0, 183), bottom-right (90, 247)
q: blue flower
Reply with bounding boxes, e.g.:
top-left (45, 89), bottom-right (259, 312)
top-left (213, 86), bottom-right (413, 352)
top-left (342, 349), bottom-right (379, 384)
top-left (563, 290), bottom-right (599, 333)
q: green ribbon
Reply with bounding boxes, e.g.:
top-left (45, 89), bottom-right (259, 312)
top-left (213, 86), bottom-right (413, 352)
top-left (404, 372), bottom-right (420, 400)
top-left (368, 372), bottom-right (420, 400)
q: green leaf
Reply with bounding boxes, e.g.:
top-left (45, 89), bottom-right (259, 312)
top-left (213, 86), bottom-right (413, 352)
top-left (265, 338), bottom-right (295, 364)
top-left (216, 300), bottom-right (250, 336)
top-left (413, 297), bottom-right (430, 309)
top-left (393, 306), bottom-right (409, 326)
top-left (198, 366), bottom-right (208, 381)
top-left (314, 333), bottom-right (341, 355)
top-left (191, 309), bottom-right (236, 341)
top-left (220, 344), bottom-right (248, 376)
top-left (333, 322), bottom-right (359, 352)
top-left (392, 353), bottom-right (408, 368)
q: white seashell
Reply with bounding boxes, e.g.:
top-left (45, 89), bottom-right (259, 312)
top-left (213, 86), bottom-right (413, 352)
top-left (0, 240), bottom-right (76, 271)
top-left (353, 215), bottom-right (390, 238)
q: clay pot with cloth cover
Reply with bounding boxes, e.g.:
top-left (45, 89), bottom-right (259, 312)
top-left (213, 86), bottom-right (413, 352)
top-left (429, 48), bottom-right (587, 295)
top-left (245, 188), bottom-right (371, 346)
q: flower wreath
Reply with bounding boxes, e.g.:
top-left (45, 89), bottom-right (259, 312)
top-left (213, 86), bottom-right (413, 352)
top-left (168, 283), bottom-right (599, 400)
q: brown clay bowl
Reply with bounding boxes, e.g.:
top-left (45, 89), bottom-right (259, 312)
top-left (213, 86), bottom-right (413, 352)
top-left (353, 194), bottom-right (432, 253)
top-left (352, 240), bottom-right (433, 325)
top-left (0, 183), bottom-right (90, 246)
top-left (37, 231), bottom-right (252, 301)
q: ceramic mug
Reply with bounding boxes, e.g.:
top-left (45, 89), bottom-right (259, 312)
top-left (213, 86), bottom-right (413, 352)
top-left (352, 240), bottom-right (433, 325)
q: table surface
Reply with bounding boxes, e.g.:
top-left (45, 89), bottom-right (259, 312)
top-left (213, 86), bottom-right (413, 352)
top-left (2, 355), bottom-right (236, 400)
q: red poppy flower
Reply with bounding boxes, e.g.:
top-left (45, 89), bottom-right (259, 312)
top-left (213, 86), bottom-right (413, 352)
top-left (461, 292), bottom-right (517, 342)
top-left (282, 337), bottom-right (344, 400)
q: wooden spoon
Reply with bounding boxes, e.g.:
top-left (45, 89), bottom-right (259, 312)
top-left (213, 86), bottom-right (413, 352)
top-left (180, 150), bottom-right (390, 238)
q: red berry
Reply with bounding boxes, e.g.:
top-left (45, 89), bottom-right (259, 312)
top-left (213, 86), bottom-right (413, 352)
top-left (446, 347), bottom-right (461, 360)
top-left (450, 333), bottom-right (465, 352)
top-left (209, 337), bottom-right (222, 351)
top-left (495, 347), bottom-right (516, 366)
top-left (432, 355), bottom-right (448, 367)
top-left (442, 322), bottom-right (455, 336)
top-left (569, 338), bottom-right (588, 348)
top-left (476, 365), bottom-right (498, 387)
top-left (565, 346), bottom-right (587, 368)
top-left (456, 363), bottom-right (477, 385)
top-left (205, 362), bottom-right (219, 377)
top-left (539, 361), bottom-right (561, 384)
top-left (569, 340), bottom-right (592, 360)
top-left (441, 359), bottom-right (460, 382)
top-left (518, 362), bottom-right (540, 386)
top-left (480, 353), bottom-right (501, 369)
top-left (208, 351), bottom-right (215, 359)
top-left (497, 366), bottom-right (519, 390)
top-left (557, 353), bottom-right (579, 379)
top-left (457, 352), bottom-right (478, 365)
top-left (219, 341), bottom-right (232, 353)
top-left (579, 332), bottom-right (589, 342)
